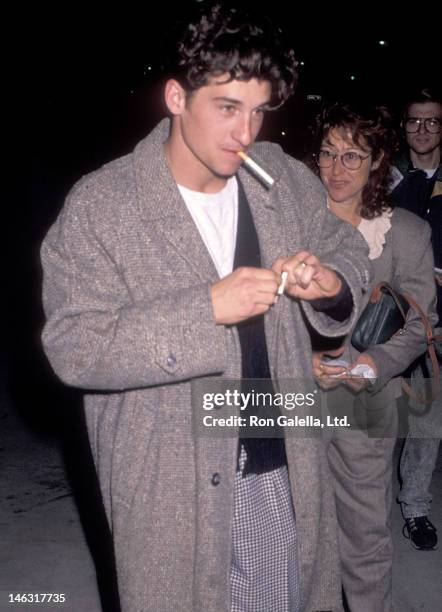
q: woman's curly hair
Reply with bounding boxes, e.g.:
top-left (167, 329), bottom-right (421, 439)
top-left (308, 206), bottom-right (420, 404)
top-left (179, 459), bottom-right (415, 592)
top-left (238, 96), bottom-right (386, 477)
top-left (170, 2), bottom-right (298, 109)
top-left (312, 102), bottom-right (398, 219)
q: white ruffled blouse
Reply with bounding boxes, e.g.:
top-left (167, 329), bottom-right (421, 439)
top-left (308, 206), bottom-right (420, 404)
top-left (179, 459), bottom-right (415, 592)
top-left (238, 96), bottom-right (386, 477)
top-left (357, 209), bottom-right (393, 260)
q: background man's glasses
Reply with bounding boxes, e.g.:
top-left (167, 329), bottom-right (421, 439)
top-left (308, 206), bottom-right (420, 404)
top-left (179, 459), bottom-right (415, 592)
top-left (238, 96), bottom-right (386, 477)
top-left (314, 150), bottom-right (372, 170)
top-left (405, 117), bottom-right (441, 134)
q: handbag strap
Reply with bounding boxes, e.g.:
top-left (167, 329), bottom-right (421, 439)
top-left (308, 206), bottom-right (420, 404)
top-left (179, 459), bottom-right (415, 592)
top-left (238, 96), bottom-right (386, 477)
top-left (399, 291), bottom-right (440, 405)
top-left (371, 281), bottom-right (409, 321)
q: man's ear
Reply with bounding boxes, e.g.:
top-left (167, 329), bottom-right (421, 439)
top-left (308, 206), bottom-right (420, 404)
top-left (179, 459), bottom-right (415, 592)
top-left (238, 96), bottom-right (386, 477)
top-left (164, 79), bottom-right (187, 116)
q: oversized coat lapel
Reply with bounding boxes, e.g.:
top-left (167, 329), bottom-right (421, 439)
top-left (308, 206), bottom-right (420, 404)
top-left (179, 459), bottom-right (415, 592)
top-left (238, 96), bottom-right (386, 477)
top-left (238, 167), bottom-right (286, 269)
top-left (132, 119), bottom-right (220, 284)
top-left (238, 165), bottom-right (289, 366)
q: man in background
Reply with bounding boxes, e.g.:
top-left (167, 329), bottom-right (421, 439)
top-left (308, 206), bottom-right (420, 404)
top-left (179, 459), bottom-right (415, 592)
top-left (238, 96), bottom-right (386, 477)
top-left (392, 87), bottom-right (441, 551)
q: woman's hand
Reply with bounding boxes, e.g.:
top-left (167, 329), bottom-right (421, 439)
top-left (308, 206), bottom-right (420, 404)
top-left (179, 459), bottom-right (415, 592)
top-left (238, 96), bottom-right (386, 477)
top-left (312, 347), bottom-right (347, 390)
top-left (343, 353), bottom-right (378, 392)
top-left (312, 350), bottom-right (378, 393)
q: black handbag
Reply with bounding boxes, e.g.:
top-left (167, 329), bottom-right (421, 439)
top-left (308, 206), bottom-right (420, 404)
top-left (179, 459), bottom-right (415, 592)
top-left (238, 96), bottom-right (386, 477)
top-left (351, 282), bottom-right (409, 352)
top-left (351, 281), bottom-right (439, 404)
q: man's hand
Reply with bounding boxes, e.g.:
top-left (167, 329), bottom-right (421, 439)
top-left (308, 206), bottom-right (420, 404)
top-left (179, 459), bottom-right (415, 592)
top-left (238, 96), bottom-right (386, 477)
top-left (211, 266), bottom-right (279, 325)
top-left (273, 251), bottom-right (341, 301)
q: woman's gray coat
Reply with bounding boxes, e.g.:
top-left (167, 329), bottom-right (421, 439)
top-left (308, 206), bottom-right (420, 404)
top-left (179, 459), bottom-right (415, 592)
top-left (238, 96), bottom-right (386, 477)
top-left (41, 119), bottom-right (371, 612)
top-left (321, 204), bottom-right (437, 612)
top-left (343, 208), bottom-right (437, 404)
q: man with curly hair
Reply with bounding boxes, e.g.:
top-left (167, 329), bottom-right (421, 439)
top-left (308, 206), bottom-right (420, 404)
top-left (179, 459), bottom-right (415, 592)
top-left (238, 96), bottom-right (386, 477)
top-left (41, 3), bottom-right (370, 611)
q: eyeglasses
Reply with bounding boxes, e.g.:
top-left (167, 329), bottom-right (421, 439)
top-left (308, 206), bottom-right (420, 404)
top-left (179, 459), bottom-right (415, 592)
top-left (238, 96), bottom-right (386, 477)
top-left (314, 149), bottom-right (372, 170)
top-left (404, 117), bottom-right (441, 134)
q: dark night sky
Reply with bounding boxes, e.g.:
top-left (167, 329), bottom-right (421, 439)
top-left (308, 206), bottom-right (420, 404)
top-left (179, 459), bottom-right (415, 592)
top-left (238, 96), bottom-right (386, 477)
top-left (13, 1), bottom-right (441, 245)
top-left (20, 2), bottom-right (439, 174)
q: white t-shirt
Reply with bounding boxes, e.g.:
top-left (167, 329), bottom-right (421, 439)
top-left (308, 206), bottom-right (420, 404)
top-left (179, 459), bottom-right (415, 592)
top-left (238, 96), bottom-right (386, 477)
top-left (178, 176), bottom-right (238, 279)
top-left (423, 167), bottom-right (438, 179)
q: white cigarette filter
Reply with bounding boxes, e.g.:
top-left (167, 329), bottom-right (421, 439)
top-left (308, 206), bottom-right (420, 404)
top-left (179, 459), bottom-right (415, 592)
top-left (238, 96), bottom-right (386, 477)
top-left (237, 151), bottom-right (275, 188)
top-left (277, 271), bottom-right (288, 296)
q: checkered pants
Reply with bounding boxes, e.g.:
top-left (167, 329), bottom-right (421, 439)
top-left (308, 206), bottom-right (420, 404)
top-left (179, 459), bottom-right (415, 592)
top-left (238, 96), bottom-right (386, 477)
top-left (230, 449), bottom-right (300, 612)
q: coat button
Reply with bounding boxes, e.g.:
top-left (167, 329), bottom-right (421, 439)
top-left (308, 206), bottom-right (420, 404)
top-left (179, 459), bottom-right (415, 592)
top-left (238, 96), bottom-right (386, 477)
top-left (166, 354), bottom-right (177, 367)
top-left (211, 473), bottom-right (221, 486)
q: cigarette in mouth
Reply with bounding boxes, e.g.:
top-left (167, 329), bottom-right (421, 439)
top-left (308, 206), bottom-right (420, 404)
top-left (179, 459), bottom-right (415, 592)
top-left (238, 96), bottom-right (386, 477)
top-left (277, 271), bottom-right (288, 296)
top-left (237, 151), bottom-right (274, 188)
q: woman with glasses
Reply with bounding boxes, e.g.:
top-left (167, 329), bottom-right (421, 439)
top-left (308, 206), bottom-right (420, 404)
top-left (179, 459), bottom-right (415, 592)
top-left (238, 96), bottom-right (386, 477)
top-left (310, 102), bottom-right (437, 612)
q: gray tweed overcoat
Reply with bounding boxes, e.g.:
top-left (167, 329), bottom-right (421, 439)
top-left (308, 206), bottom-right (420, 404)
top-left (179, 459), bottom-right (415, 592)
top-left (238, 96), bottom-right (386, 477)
top-left (41, 119), bottom-right (371, 612)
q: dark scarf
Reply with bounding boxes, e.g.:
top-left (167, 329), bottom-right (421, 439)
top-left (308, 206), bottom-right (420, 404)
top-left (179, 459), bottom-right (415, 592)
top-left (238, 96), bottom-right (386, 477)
top-left (391, 160), bottom-right (442, 324)
top-left (391, 159), bottom-right (440, 218)
top-left (234, 180), bottom-right (287, 476)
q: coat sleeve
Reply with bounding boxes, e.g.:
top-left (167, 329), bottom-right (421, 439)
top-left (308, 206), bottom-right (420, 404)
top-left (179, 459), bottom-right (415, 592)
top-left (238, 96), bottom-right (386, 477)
top-left (285, 162), bottom-right (372, 337)
top-left (41, 185), bottom-right (228, 391)
top-left (364, 218), bottom-right (437, 381)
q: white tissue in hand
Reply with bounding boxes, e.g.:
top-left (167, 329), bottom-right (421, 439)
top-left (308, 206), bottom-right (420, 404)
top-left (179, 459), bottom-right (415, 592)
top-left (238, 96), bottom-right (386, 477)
top-left (322, 359), bottom-right (376, 379)
top-left (349, 364), bottom-right (376, 379)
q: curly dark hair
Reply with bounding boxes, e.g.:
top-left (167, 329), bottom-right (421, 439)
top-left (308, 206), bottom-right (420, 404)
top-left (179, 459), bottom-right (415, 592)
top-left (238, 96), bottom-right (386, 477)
top-left (170, 2), bottom-right (298, 109)
top-left (312, 103), bottom-right (398, 220)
